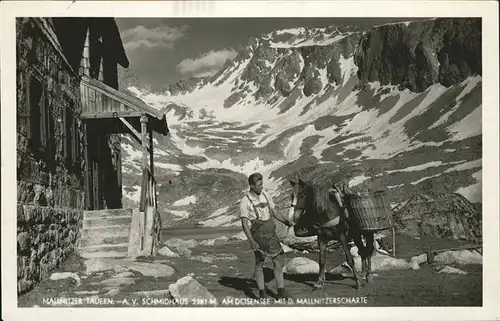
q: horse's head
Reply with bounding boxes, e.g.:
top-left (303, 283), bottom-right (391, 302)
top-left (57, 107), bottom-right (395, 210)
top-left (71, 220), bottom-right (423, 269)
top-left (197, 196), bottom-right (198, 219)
top-left (287, 179), bottom-right (310, 226)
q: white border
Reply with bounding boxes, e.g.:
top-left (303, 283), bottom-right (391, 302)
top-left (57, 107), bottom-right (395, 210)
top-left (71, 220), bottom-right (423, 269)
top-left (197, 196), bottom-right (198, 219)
top-left (1, 1), bottom-right (499, 321)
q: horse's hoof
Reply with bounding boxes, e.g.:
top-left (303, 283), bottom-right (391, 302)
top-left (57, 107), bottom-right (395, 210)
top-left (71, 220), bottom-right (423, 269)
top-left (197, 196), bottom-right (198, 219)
top-left (313, 281), bottom-right (324, 289)
top-left (366, 275), bottom-right (374, 283)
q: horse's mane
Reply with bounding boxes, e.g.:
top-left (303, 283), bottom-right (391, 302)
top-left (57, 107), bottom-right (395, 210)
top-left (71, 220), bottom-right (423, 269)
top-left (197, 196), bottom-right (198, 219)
top-left (302, 181), bottom-right (340, 220)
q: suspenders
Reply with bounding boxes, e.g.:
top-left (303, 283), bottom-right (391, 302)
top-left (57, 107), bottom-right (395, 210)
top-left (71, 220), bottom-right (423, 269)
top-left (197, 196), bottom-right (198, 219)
top-left (246, 192), bottom-right (273, 221)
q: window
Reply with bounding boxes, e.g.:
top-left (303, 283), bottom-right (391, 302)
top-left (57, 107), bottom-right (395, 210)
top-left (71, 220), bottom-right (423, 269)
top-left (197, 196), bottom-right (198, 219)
top-left (63, 106), bottom-right (73, 167)
top-left (63, 105), bottom-right (82, 173)
top-left (27, 73), bottom-right (49, 153)
top-left (71, 116), bottom-right (81, 167)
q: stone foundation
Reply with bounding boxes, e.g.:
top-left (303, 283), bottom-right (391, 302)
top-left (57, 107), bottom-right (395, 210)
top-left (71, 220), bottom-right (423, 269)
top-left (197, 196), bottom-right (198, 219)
top-left (17, 205), bottom-right (83, 295)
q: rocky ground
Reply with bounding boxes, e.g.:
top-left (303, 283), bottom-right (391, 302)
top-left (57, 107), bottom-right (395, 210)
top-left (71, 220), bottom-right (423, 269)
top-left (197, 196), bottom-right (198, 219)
top-left (18, 232), bottom-right (482, 308)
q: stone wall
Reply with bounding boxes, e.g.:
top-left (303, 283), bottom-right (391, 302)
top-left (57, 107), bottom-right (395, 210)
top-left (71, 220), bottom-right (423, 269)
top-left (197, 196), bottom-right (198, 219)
top-left (17, 205), bottom-right (83, 294)
top-left (16, 18), bottom-right (86, 295)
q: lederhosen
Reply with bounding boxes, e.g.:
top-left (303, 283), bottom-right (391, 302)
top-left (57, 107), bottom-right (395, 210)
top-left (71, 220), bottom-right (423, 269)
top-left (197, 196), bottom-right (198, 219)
top-left (246, 192), bottom-right (283, 260)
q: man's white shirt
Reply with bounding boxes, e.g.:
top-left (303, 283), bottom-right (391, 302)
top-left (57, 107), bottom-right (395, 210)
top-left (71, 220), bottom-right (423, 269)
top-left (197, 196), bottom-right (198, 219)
top-left (239, 190), bottom-right (276, 221)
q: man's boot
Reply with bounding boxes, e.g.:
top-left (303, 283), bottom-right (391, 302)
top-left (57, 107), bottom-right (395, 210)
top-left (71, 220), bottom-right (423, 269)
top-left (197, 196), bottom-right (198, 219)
top-left (277, 287), bottom-right (291, 299)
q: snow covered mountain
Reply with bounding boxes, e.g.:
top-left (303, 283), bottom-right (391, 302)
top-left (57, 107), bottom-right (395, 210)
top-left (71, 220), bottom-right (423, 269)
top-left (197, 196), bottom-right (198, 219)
top-left (120, 18), bottom-right (482, 233)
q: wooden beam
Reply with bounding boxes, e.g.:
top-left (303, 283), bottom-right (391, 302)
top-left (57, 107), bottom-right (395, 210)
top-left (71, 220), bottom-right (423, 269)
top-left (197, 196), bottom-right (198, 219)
top-left (119, 117), bottom-right (141, 142)
top-left (140, 114), bottom-right (148, 171)
top-left (81, 111), bottom-right (143, 119)
top-left (118, 118), bottom-right (152, 153)
top-left (149, 127), bottom-right (154, 179)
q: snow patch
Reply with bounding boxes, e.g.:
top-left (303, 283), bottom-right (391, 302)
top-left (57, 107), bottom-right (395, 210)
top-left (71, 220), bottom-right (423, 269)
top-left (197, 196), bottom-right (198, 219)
top-left (172, 195), bottom-right (197, 207)
top-left (445, 159), bottom-right (482, 173)
top-left (456, 169), bottom-right (482, 203)
top-left (429, 76), bottom-right (482, 129)
top-left (169, 210), bottom-right (190, 220)
top-left (206, 206), bottom-right (230, 219)
top-left (339, 56), bottom-right (358, 86)
top-left (387, 161), bottom-right (445, 173)
top-left (410, 174), bottom-right (442, 186)
top-left (447, 105), bottom-right (482, 141)
top-left (348, 175), bottom-right (370, 187)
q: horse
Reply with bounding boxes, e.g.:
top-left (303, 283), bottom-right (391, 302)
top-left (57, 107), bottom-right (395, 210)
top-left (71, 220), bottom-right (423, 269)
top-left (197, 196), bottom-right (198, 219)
top-left (285, 179), bottom-right (376, 289)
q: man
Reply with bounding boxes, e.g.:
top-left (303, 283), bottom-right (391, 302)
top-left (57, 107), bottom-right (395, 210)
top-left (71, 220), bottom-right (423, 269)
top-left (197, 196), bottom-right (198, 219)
top-left (239, 172), bottom-right (289, 299)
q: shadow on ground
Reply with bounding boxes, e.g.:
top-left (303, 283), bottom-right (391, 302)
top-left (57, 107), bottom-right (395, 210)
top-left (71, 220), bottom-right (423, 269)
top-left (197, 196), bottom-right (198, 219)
top-left (218, 267), bottom-right (287, 298)
top-left (218, 267), bottom-right (356, 298)
top-left (284, 272), bottom-right (351, 287)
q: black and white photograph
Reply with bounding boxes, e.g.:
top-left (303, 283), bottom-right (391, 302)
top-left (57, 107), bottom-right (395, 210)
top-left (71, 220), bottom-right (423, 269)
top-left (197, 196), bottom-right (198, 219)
top-left (1, 1), bottom-right (499, 320)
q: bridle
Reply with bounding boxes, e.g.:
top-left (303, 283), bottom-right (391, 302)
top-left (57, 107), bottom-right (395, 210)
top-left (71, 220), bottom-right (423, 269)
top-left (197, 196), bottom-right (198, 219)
top-left (286, 184), bottom-right (348, 229)
top-left (286, 193), bottom-right (305, 226)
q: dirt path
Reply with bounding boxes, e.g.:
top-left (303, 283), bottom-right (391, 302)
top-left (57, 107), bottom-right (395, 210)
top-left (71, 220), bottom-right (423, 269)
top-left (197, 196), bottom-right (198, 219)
top-left (18, 236), bottom-right (482, 308)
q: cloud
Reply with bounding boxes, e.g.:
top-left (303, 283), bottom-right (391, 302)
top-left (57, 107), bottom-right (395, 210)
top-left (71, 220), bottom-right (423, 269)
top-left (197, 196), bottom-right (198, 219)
top-left (121, 25), bottom-right (188, 51)
top-left (177, 48), bottom-right (238, 78)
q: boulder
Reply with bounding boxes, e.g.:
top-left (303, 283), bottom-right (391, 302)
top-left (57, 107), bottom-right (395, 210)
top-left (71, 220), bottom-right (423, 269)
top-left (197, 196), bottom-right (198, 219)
top-left (168, 276), bottom-right (216, 302)
top-left (200, 236), bottom-right (228, 246)
top-left (157, 246), bottom-right (181, 258)
top-left (284, 257), bottom-right (319, 275)
top-left (438, 266), bottom-right (468, 275)
top-left (370, 253), bottom-right (413, 271)
top-left (172, 246), bottom-right (192, 258)
top-left (164, 238), bottom-right (198, 249)
top-left (410, 260), bottom-right (420, 270)
top-left (410, 254), bottom-right (428, 265)
top-left (330, 253), bottom-right (416, 274)
top-left (49, 272), bottom-right (81, 286)
top-left (434, 250), bottom-right (482, 265)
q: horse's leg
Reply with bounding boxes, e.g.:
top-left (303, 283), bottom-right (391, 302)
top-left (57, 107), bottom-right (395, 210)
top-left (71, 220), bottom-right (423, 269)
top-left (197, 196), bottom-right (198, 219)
top-left (314, 233), bottom-right (327, 288)
top-left (364, 232), bottom-right (375, 282)
top-left (339, 231), bottom-right (360, 289)
top-left (351, 228), bottom-right (367, 280)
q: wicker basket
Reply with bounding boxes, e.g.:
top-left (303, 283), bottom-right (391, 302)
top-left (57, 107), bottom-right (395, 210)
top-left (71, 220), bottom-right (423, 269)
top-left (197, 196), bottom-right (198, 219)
top-left (344, 191), bottom-right (393, 231)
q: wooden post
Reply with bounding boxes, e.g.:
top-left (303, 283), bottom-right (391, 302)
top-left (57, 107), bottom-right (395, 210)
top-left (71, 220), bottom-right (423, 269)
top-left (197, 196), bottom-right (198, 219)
top-left (140, 114), bottom-right (148, 171)
top-left (149, 127), bottom-right (154, 179)
top-left (149, 127), bottom-right (157, 209)
top-left (392, 227), bottom-right (396, 257)
top-left (83, 122), bottom-right (91, 210)
top-left (140, 114), bottom-right (148, 250)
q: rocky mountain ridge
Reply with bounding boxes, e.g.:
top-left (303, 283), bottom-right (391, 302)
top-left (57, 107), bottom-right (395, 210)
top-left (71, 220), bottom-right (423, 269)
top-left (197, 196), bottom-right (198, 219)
top-left (120, 18), bottom-right (482, 243)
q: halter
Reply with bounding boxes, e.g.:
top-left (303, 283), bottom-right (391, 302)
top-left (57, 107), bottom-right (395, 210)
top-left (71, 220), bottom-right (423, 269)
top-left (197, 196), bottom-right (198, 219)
top-left (286, 193), bottom-right (301, 226)
top-left (287, 188), bottom-right (343, 229)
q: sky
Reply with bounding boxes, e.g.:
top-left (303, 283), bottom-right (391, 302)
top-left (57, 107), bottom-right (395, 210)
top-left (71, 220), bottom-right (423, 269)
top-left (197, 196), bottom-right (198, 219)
top-left (115, 17), bottom-right (423, 91)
